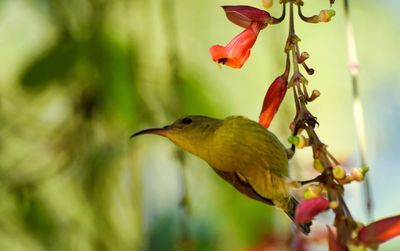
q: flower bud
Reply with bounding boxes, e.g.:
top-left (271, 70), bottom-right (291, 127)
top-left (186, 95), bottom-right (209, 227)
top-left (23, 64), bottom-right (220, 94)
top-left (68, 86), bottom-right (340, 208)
top-left (329, 200), bottom-right (339, 209)
top-left (222, 5), bottom-right (270, 29)
top-left (304, 185), bottom-right (322, 199)
top-left (262, 0), bottom-right (273, 9)
top-left (333, 165), bottom-right (346, 180)
top-left (313, 159), bottom-right (324, 173)
top-left (259, 75), bottom-right (288, 128)
top-left (298, 51), bottom-right (309, 63)
top-left (361, 165), bottom-right (369, 175)
top-left (308, 89), bottom-right (320, 102)
top-left (288, 135), bottom-right (308, 148)
top-left (318, 9), bottom-right (336, 23)
top-left (351, 168), bottom-right (364, 182)
top-left (288, 135), bottom-right (299, 145)
top-left (297, 135), bottom-right (309, 149)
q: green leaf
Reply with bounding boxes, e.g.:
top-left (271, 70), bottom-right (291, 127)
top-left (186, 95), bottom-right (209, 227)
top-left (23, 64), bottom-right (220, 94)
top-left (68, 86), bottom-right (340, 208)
top-left (88, 34), bottom-right (141, 126)
top-left (20, 38), bottom-right (83, 90)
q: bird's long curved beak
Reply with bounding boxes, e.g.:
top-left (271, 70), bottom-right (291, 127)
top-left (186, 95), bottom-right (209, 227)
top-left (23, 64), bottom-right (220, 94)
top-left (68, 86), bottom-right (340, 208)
top-left (130, 126), bottom-right (170, 139)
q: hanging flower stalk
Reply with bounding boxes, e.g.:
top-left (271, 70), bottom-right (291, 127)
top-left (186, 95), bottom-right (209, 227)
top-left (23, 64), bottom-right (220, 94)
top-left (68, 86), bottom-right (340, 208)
top-left (209, 1), bottom-right (400, 250)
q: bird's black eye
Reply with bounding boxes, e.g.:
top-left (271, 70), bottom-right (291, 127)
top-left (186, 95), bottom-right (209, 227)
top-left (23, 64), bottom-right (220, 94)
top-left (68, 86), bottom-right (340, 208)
top-left (181, 117), bottom-right (192, 125)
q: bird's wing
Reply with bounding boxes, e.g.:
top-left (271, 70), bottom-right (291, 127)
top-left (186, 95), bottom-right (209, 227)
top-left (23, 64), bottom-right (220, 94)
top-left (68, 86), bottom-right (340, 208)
top-left (212, 168), bottom-right (274, 206)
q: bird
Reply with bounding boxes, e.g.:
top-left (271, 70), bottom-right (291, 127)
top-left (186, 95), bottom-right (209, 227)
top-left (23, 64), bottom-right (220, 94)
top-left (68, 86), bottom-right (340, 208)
top-left (131, 115), bottom-right (311, 234)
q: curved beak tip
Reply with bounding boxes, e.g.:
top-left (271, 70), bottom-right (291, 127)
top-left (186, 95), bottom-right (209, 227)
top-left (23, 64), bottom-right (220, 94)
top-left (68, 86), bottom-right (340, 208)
top-left (129, 127), bottom-right (167, 139)
top-left (129, 131), bottom-right (142, 139)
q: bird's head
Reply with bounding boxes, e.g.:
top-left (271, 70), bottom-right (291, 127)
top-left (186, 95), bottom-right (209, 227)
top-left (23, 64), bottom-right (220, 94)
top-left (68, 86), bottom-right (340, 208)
top-left (130, 115), bottom-right (222, 158)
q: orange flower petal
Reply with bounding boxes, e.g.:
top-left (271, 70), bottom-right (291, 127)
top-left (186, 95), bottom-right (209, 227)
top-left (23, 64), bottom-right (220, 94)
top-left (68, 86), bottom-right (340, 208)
top-left (209, 22), bottom-right (261, 69)
top-left (357, 215), bottom-right (400, 248)
top-left (209, 45), bottom-right (228, 63)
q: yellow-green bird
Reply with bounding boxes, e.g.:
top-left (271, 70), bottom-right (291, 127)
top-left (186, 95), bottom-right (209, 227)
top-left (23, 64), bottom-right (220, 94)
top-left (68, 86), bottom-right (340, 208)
top-left (131, 115), bottom-right (311, 234)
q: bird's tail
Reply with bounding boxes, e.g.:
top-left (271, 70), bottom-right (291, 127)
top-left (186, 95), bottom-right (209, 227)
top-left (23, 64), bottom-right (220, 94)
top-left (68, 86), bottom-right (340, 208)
top-left (286, 196), bottom-right (312, 235)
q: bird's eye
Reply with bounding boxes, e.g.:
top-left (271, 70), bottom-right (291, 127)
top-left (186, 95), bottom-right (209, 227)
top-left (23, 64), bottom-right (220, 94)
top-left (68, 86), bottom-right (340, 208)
top-left (181, 117), bottom-right (192, 125)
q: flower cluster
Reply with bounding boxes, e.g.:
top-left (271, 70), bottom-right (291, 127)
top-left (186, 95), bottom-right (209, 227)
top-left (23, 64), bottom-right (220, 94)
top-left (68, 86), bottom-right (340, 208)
top-left (209, 1), bottom-right (400, 250)
top-left (209, 5), bottom-right (288, 128)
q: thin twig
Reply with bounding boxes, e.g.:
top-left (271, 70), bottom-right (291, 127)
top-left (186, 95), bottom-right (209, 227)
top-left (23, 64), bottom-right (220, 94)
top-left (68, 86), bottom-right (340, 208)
top-left (343, 0), bottom-right (373, 220)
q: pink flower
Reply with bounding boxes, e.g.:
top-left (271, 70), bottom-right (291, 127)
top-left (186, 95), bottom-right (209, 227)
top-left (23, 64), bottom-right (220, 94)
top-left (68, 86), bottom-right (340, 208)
top-left (258, 75), bottom-right (288, 128)
top-left (210, 22), bottom-right (263, 68)
top-left (295, 197), bottom-right (329, 224)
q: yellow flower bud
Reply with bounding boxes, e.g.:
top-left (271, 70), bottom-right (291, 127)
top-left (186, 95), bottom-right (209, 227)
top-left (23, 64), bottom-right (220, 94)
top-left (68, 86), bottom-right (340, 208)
top-left (313, 159), bottom-right (324, 173)
top-left (308, 89), bottom-right (321, 102)
top-left (303, 185), bottom-right (322, 199)
top-left (333, 165), bottom-right (346, 180)
top-left (351, 168), bottom-right (364, 182)
top-left (318, 9), bottom-right (336, 23)
top-left (297, 135), bottom-right (309, 149)
top-left (288, 135), bottom-right (299, 145)
top-left (329, 201), bottom-right (339, 209)
top-left (311, 89), bottom-right (320, 98)
top-left (262, 0), bottom-right (273, 9)
top-left (303, 190), bottom-right (313, 199)
top-left (288, 135), bottom-right (309, 148)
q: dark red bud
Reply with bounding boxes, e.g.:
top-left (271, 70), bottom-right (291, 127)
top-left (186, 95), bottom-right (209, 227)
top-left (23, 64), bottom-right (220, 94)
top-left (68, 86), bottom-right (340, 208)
top-left (259, 75), bottom-right (287, 128)
top-left (222, 5), bottom-right (270, 29)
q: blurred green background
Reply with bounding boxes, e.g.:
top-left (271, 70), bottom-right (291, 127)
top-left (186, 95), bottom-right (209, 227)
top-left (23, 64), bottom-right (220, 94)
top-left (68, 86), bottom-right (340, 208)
top-left (1, 0), bottom-right (400, 250)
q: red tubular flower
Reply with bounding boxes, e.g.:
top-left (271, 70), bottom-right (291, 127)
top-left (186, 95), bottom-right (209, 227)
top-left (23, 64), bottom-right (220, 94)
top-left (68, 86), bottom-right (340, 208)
top-left (356, 215), bottom-right (400, 249)
top-left (210, 6), bottom-right (270, 68)
top-left (295, 197), bottom-right (329, 224)
top-left (210, 22), bottom-right (263, 68)
top-left (258, 75), bottom-right (288, 128)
